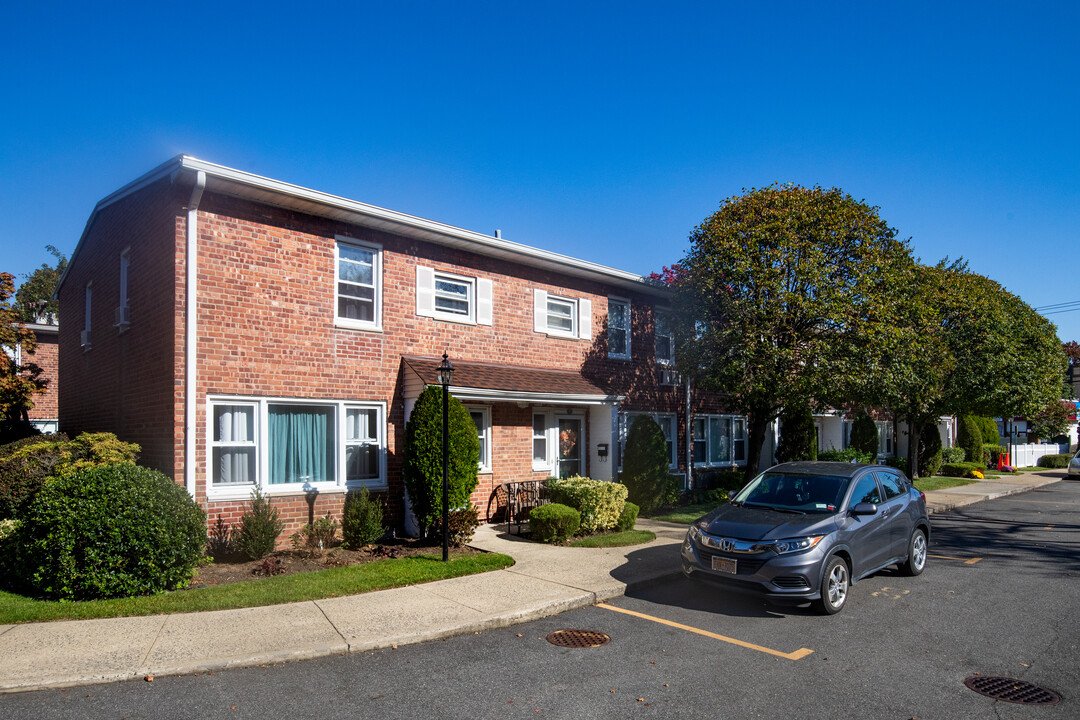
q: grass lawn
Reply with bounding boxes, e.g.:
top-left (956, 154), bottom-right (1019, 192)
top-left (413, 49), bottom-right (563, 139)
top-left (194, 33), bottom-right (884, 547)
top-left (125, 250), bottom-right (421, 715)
top-left (649, 503), bottom-right (721, 525)
top-left (0, 552), bottom-right (514, 625)
top-left (913, 477), bottom-right (978, 492)
top-left (569, 529), bottom-right (655, 548)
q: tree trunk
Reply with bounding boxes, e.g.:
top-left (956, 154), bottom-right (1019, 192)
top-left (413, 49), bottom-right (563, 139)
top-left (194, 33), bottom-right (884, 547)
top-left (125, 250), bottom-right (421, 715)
top-left (907, 419), bottom-right (921, 480)
top-left (744, 409), bottom-right (772, 481)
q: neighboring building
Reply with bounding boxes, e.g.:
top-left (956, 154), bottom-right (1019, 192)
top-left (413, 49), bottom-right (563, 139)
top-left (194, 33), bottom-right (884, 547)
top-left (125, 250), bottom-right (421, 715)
top-left (3, 322), bottom-right (59, 434)
top-left (56, 156), bottom-right (743, 534)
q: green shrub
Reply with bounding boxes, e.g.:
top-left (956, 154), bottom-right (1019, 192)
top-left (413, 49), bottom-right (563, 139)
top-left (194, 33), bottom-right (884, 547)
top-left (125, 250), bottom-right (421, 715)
top-left (818, 448), bottom-right (874, 464)
top-left (529, 503), bottom-right (580, 544)
top-left (341, 487), bottom-right (387, 548)
top-left (0, 518), bottom-right (19, 588)
top-left (402, 385), bottom-right (480, 537)
top-left (957, 416), bottom-right (983, 473)
top-left (982, 444), bottom-right (1008, 467)
top-left (206, 514), bottom-right (235, 561)
top-left (234, 487), bottom-right (284, 560)
top-left (0, 431), bottom-right (140, 519)
top-left (430, 505), bottom-right (480, 547)
top-left (548, 475), bottom-right (627, 533)
top-left (686, 486), bottom-right (729, 504)
top-left (615, 501), bottom-right (639, 532)
top-left (919, 422), bottom-right (943, 478)
top-left (883, 456), bottom-right (908, 471)
top-left (975, 416), bottom-right (1001, 445)
top-left (776, 403), bottom-right (817, 462)
top-left (15, 464), bottom-right (206, 600)
top-left (849, 412), bottom-right (879, 457)
top-left (940, 462), bottom-right (986, 478)
top-left (1037, 453), bottom-right (1072, 469)
top-left (290, 513), bottom-right (339, 555)
top-left (941, 447), bottom-right (966, 463)
top-left (619, 416), bottom-right (674, 513)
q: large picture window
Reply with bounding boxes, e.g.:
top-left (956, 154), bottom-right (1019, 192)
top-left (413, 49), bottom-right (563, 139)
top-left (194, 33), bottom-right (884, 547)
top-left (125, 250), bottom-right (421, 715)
top-left (207, 397), bottom-right (385, 496)
top-left (618, 412), bottom-right (677, 470)
top-left (691, 414), bottom-right (747, 466)
top-left (336, 237), bottom-right (382, 330)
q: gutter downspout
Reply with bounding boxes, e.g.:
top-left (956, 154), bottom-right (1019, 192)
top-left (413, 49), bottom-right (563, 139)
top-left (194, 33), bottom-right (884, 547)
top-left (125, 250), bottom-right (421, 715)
top-left (185, 171), bottom-right (206, 498)
top-left (685, 375), bottom-right (693, 490)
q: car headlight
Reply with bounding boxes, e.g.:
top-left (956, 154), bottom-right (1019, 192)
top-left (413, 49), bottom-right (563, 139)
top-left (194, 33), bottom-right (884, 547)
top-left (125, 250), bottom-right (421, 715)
top-left (773, 536), bottom-right (824, 554)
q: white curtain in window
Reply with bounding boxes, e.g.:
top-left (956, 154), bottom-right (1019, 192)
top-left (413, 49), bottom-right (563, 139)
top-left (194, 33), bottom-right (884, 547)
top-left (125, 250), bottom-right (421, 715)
top-left (215, 405), bottom-right (254, 484)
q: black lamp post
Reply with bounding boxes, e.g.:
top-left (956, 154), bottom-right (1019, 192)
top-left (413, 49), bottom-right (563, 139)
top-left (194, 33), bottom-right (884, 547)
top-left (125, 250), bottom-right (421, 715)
top-left (437, 353), bottom-right (454, 562)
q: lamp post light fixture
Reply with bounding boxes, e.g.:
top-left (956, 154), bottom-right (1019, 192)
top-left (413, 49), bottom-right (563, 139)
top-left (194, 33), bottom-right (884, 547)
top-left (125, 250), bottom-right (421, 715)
top-left (438, 353), bottom-right (454, 562)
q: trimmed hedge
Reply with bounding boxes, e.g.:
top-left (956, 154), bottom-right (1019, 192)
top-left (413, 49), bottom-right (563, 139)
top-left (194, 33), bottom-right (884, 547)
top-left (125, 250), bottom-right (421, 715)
top-left (548, 475), bottom-right (627, 534)
top-left (818, 448), bottom-right (874, 464)
top-left (620, 416), bottom-right (675, 513)
top-left (940, 462), bottom-right (986, 478)
top-left (1037, 454), bottom-right (1071, 469)
top-left (529, 503), bottom-right (581, 544)
top-left (941, 447), bottom-right (966, 463)
top-left (982, 444), bottom-right (1007, 467)
top-left (14, 464), bottom-right (206, 600)
top-left (615, 501), bottom-right (639, 532)
top-left (919, 422), bottom-right (943, 478)
top-left (957, 416), bottom-right (983, 472)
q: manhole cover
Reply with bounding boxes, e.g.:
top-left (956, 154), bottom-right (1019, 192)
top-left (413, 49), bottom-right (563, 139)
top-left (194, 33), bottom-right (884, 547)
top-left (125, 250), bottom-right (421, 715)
top-left (546, 629), bottom-right (611, 648)
top-left (964, 676), bottom-right (1061, 705)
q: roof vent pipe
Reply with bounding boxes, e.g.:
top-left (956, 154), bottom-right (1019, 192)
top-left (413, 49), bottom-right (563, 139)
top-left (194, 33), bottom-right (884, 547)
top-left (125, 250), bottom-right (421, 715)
top-left (495, 229), bottom-right (502, 239)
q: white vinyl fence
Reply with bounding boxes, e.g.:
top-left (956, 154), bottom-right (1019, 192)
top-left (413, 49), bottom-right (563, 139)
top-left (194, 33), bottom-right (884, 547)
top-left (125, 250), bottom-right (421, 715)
top-left (1007, 443), bottom-right (1068, 468)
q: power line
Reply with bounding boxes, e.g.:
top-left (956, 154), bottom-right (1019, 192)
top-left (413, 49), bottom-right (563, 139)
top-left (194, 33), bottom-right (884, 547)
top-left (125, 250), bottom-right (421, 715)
top-left (1036, 300), bottom-right (1080, 311)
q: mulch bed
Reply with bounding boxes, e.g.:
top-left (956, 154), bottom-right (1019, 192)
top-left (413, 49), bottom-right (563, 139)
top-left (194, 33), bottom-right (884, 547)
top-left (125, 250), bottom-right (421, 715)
top-left (187, 537), bottom-right (480, 589)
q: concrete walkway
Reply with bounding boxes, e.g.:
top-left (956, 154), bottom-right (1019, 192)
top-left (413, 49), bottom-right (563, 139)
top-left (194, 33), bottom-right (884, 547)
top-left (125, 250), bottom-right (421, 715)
top-left (0, 469), bottom-right (1067, 693)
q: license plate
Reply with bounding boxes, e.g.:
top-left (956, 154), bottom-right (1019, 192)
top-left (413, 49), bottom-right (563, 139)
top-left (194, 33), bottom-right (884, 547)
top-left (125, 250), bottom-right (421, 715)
top-left (712, 556), bottom-right (737, 574)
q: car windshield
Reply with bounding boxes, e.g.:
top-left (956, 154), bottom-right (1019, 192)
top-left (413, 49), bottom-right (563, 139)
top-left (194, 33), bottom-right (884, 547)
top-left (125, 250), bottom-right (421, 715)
top-left (731, 472), bottom-right (849, 514)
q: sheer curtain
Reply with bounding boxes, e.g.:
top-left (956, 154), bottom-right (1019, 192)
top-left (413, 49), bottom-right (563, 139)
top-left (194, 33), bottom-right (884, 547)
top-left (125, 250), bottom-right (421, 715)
top-left (215, 405), bottom-right (254, 484)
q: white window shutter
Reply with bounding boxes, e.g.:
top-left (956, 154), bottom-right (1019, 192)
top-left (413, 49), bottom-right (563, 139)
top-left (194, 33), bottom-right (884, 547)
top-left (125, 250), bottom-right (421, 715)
top-left (533, 289), bottom-right (548, 333)
top-left (578, 298), bottom-right (592, 340)
top-left (477, 278), bottom-right (493, 325)
top-left (416, 265), bottom-right (435, 317)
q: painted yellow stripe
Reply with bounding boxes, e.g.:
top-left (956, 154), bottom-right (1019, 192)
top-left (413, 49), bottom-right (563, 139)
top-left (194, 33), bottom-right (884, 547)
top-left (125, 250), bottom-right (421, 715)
top-left (1010, 499), bottom-right (1078, 506)
top-left (597, 603), bottom-right (813, 660)
top-left (928, 553), bottom-right (981, 565)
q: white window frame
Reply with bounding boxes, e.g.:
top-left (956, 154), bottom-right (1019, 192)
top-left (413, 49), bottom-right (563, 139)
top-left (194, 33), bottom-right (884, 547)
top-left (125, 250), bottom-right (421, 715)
top-left (607, 296), bottom-right (631, 360)
top-left (205, 395), bottom-right (387, 500)
top-left (415, 266), bottom-right (493, 325)
top-left (116, 248), bottom-right (131, 333)
top-left (655, 310), bottom-right (675, 365)
top-left (876, 420), bottom-right (894, 457)
top-left (335, 236), bottom-right (383, 331)
top-left (468, 405), bottom-right (492, 474)
top-left (532, 412), bottom-right (552, 472)
top-left (690, 414), bottom-right (748, 467)
top-left (533, 289), bottom-right (592, 340)
top-left (81, 282), bottom-right (92, 350)
top-left (618, 411), bottom-right (678, 471)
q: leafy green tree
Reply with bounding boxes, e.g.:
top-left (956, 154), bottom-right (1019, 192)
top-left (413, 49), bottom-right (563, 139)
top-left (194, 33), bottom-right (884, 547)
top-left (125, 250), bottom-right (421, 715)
top-left (1, 273), bottom-right (47, 442)
top-left (1027, 401), bottom-right (1072, 443)
top-left (619, 415), bottom-right (673, 513)
top-left (671, 185), bottom-right (911, 478)
top-left (974, 416), bottom-right (1001, 446)
top-left (849, 412), bottom-right (879, 457)
top-left (403, 385), bottom-right (480, 537)
top-left (14, 246), bottom-right (66, 324)
top-left (776, 403), bottom-right (818, 462)
top-left (956, 416), bottom-right (983, 468)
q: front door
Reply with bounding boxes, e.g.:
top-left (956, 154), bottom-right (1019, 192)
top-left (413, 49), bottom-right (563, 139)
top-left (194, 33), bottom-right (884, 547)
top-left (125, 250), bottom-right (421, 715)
top-left (557, 417), bottom-right (584, 478)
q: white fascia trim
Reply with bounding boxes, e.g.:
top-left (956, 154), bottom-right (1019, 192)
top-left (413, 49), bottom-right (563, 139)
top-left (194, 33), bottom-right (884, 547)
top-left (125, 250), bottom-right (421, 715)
top-left (176, 156), bottom-right (669, 297)
top-left (24, 323), bottom-right (59, 334)
top-left (442, 386), bottom-right (624, 406)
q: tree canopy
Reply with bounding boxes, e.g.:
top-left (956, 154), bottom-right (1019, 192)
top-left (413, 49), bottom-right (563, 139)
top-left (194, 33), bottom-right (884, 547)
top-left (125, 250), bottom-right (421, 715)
top-left (670, 184), bottom-right (911, 478)
top-left (1, 272), bottom-right (47, 441)
top-left (15, 246), bottom-right (66, 324)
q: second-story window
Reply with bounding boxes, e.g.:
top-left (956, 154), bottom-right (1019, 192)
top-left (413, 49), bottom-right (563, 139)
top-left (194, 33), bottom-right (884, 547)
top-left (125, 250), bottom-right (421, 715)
top-left (415, 266), bottom-right (493, 325)
top-left (655, 311), bottom-right (675, 365)
top-left (607, 297), bottom-right (630, 359)
top-left (533, 289), bottom-right (592, 340)
top-left (335, 236), bottom-right (382, 330)
top-left (116, 248), bottom-right (130, 332)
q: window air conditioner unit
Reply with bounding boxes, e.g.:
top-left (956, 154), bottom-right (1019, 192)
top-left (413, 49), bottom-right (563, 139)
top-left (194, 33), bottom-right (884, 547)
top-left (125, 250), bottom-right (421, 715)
top-left (114, 305), bottom-right (130, 327)
top-left (659, 368), bottom-right (679, 386)
top-left (80, 329), bottom-right (92, 348)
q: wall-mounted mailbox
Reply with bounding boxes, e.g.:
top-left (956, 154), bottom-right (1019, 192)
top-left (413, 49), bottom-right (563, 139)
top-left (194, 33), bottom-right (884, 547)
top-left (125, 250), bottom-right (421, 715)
top-left (597, 443), bottom-right (609, 458)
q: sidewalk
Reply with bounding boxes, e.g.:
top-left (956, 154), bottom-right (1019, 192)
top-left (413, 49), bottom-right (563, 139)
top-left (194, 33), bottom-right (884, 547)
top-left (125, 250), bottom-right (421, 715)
top-left (0, 470), bottom-right (1067, 693)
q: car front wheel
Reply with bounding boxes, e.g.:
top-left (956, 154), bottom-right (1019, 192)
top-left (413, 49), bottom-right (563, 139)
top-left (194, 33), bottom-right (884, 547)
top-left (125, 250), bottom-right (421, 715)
top-left (899, 528), bottom-right (928, 576)
top-left (814, 556), bottom-right (849, 615)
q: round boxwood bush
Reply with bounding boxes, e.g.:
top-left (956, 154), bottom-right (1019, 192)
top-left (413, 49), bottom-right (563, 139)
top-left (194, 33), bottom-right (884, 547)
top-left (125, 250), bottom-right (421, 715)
top-left (16, 463), bottom-right (207, 600)
top-left (529, 503), bottom-right (581, 544)
top-left (615, 501), bottom-right (639, 532)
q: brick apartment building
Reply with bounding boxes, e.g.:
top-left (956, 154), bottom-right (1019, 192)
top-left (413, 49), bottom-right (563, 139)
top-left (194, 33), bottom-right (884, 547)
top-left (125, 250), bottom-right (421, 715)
top-left (56, 156), bottom-right (752, 534)
top-left (4, 322), bottom-right (59, 434)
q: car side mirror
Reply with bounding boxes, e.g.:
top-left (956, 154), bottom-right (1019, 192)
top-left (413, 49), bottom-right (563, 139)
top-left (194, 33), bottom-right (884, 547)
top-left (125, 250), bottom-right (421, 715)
top-left (851, 502), bottom-right (878, 516)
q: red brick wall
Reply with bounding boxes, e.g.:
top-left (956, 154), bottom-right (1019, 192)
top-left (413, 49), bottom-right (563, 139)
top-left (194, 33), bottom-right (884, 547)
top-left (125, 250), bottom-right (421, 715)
top-left (26, 329), bottom-right (58, 421)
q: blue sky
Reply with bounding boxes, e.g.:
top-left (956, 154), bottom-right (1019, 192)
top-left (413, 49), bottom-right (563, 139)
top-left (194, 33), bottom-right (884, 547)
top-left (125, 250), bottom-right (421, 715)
top-left (2, 2), bottom-right (1077, 338)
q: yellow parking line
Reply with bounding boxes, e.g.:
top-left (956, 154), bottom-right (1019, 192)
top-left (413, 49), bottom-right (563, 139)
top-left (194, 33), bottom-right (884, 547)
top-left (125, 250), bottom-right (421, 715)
top-left (1011, 499), bottom-right (1078, 505)
top-left (928, 553), bottom-right (982, 565)
top-left (597, 603), bottom-right (813, 660)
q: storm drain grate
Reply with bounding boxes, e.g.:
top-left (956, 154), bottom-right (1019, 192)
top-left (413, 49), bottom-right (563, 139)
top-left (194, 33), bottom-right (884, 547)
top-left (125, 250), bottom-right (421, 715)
top-left (546, 629), bottom-right (611, 648)
top-left (963, 676), bottom-right (1061, 705)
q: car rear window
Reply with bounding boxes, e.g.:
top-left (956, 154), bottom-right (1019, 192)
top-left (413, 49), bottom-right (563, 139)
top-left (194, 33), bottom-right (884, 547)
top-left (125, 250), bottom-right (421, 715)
top-left (876, 471), bottom-right (905, 500)
top-left (733, 473), bottom-right (848, 512)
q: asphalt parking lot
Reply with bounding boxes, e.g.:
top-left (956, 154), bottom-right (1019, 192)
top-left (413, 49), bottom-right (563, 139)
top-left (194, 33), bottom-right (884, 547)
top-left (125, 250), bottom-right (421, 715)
top-left (2, 481), bottom-right (1077, 719)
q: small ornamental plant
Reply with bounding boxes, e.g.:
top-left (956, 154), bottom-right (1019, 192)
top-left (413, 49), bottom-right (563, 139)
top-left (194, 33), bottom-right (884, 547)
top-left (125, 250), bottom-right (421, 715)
top-left (234, 487), bottom-right (284, 560)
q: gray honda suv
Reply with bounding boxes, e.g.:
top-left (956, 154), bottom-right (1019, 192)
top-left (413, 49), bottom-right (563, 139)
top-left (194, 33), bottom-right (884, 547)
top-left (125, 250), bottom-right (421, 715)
top-left (681, 461), bottom-right (930, 614)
